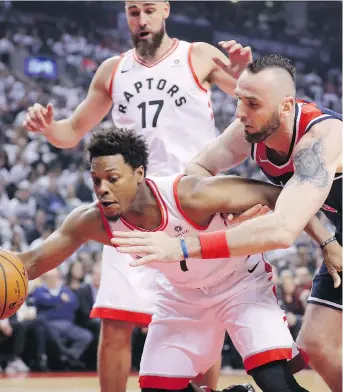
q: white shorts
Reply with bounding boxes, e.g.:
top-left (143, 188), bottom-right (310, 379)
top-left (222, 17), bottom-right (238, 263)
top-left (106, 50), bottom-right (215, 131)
top-left (139, 257), bottom-right (308, 389)
top-left (90, 245), bottom-right (158, 326)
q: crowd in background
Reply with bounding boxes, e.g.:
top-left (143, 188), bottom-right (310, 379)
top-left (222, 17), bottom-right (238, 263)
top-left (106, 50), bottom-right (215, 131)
top-left (0, 0), bottom-right (341, 373)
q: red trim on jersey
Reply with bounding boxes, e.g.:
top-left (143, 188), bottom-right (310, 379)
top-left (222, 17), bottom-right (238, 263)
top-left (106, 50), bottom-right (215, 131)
top-left (133, 39), bottom-right (179, 68)
top-left (297, 100), bottom-right (323, 133)
top-left (139, 375), bottom-right (190, 389)
top-left (98, 203), bottom-right (115, 241)
top-left (90, 307), bottom-right (151, 326)
top-left (120, 178), bottom-right (168, 232)
top-left (172, 174), bottom-right (213, 230)
top-left (244, 348), bottom-right (293, 372)
top-left (108, 54), bottom-right (124, 98)
top-left (187, 43), bottom-right (208, 93)
top-left (254, 100), bottom-right (335, 178)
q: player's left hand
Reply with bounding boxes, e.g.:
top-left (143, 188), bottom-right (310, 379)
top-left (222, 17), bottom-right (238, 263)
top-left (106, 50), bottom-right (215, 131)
top-left (111, 231), bottom-right (183, 266)
top-left (322, 240), bottom-right (342, 288)
top-left (213, 40), bottom-right (252, 79)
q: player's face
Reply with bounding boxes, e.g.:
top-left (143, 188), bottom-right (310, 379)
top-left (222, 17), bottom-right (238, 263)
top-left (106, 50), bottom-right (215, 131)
top-left (125, 1), bottom-right (169, 57)
top-left (235, 71), bottom-right (281, 144)
top-left (91, 155), bottom-right (144, 222)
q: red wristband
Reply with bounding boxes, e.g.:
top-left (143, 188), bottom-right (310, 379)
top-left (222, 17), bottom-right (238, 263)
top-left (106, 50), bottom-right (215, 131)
top-left (198, 231), bottom-right (230, 259)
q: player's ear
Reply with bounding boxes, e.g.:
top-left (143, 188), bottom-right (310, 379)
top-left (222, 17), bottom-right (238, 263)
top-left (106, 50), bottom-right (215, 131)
top-left (136, 166), bottom-right (145, 183)
top-left (163, 1), bottom-right (170, 19)
top-left (280, 96), bottom-right (295, 119)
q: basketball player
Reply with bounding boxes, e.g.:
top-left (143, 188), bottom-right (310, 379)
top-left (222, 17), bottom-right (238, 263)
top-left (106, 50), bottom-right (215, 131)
top-left (19, 127), bottom-right (312, 392)
top-left (23, 2), bottom-right (253, 390)
top-left (113, 54), bottom-right (342, 392)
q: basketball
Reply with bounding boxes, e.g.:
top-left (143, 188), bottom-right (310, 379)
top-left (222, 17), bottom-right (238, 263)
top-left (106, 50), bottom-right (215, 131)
top-left (0, 249), bottom-right (29, 320)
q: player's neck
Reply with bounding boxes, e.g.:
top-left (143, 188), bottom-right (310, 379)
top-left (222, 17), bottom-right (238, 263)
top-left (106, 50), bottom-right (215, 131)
top-left (264, 109), bottom-right (296, 156)
top-left (123, 181), bottom-right (162, 230)
top-left (136, 34), bottom-right (174, 65)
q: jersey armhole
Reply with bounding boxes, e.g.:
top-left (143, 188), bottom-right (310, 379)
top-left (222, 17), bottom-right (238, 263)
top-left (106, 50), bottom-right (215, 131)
top-left (305, 115), bottom-right (338, 133)
top-left (172, 174), bottom-right (212, 231)
top-left (187, 43), bottom-right (208, 93)
top-left (108, 53), bottom-right (124, 98)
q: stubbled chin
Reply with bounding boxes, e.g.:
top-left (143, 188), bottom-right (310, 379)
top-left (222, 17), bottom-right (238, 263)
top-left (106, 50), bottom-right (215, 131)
top-left (106, 214), bottom-right (121, 223)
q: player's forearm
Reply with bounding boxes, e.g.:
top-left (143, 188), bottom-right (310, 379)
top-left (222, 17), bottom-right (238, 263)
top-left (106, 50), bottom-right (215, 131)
top-left (42, 118), bottom-right (81, 148)
top-left (185, 212), bottom-right (294, 258)
top-left (18, 249), bottom-right (65, 280)
top-left (304, 215), bottom-right (334, 246)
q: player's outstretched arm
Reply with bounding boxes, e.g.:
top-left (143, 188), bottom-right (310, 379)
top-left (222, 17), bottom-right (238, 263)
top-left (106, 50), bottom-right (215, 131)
top-left (184, 118), bottom-right (342, 257)
top-left (186, 119), bottom-right (250, 176)
top-left (17, 203), bottom-right (106, 280)
top-left (110, 175), bottom-right (281, 264)
top-left (23, 57), bottom-right (120, 148)
top-left (177, 175), bottom-right (282, 218)
top-left (111, 119), bottom-right (341, 266)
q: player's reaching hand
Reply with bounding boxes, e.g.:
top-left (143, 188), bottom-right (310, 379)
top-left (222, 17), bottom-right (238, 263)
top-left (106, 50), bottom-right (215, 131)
top-left (213, 40), bottom-right (252, 79)
top-left (111, 231), bottom-right (183, 266)
top-left (322, 240), bottom-right (342, 288)
top-left (23, 103), bottom-right (55, 133)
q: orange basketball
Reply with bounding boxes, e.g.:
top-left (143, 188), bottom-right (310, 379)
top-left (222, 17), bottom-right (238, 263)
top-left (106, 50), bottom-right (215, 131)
top-left (0, 249), bottom-right (28, 320)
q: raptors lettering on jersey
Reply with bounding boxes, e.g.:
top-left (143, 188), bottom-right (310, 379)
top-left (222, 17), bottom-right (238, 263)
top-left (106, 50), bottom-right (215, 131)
top-left (109, 40), bottom-right (216, 176)
top-left (118, 77), bottom-right (187, 114)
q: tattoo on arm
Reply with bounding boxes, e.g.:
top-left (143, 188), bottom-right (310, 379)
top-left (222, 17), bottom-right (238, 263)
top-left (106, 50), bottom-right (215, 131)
top-left (291, 138), bottom-right (329, 188)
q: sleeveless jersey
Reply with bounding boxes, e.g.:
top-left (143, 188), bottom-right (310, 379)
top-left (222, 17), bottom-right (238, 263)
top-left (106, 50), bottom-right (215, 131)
top-left (99, 175), bottom-right (261, 289)
top-left (110, 39), bottom-right (216, 176)
top-left (251, 99), bottom-right (342, 244)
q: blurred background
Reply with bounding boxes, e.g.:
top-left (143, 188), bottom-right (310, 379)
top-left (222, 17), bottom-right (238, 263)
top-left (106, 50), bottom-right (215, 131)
top-left (0, 0), bottom-right (341, 375)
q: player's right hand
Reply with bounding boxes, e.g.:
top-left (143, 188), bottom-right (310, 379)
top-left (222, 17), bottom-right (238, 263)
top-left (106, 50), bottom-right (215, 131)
top-left (23, 103), bottom-right (55, 133)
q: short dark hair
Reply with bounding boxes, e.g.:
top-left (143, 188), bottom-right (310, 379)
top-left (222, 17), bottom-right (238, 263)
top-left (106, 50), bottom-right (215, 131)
top-left (87, 127), bottom-right (149, 175)
top-left (247, 54), bottom-right (296, 82)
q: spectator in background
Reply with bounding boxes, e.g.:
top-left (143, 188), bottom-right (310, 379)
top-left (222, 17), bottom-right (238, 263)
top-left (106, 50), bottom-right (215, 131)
top-left (75, 262), bottom-right (101, 328)
top-left (16, 298), bottom-right (50, 371)
top-left (75, 262), bottom-right (102, 371)
top-left (7, 180), bottom-right (36, 227)
top-left (75, 171), bottom-right (94, 203)
top-left (64, 184), bottom-right (83, 213)
top-left (278, 271), bottom-right (305, 340)
top-left (66, 260), bottom-right (86, 291)
top-left (29, 268), bottom-right (93, 369)
top-left (25, 209), bottom-right (48, 244)
top-left (36, 178), bottom-right (66, 219)
top-left (0, 179), bottom-right (10, 218)
top-left (0, 315), bottom-right (29, 374)
top-left (28, 222), bottom-right (54, 250)
top-left (0, 149), bottom-right (10, 183)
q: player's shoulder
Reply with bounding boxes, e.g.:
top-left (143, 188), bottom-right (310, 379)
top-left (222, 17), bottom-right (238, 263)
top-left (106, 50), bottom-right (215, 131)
top-left (92, 55), bottom-right (124, 89)
top-left (99, 55), bottom-right (123, 73)
top-left (64, 202), bottom-right (102, 232)
top-left (190, 41), bottom-right (217, 55)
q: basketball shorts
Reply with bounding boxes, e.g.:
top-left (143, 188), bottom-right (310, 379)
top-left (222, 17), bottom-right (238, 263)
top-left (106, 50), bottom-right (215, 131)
top-left (90, 245), bottom-right (158, 326)
top-left (139, 257), bottom-right (308, 389)
top-left (308, 261), bottom-right (342, 311)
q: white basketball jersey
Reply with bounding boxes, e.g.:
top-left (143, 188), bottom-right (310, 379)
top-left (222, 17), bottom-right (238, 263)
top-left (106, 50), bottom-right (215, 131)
top-left (100, 175), bottom-right (262, 289)
top-left (110, 39), bottom-right (216, 176)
